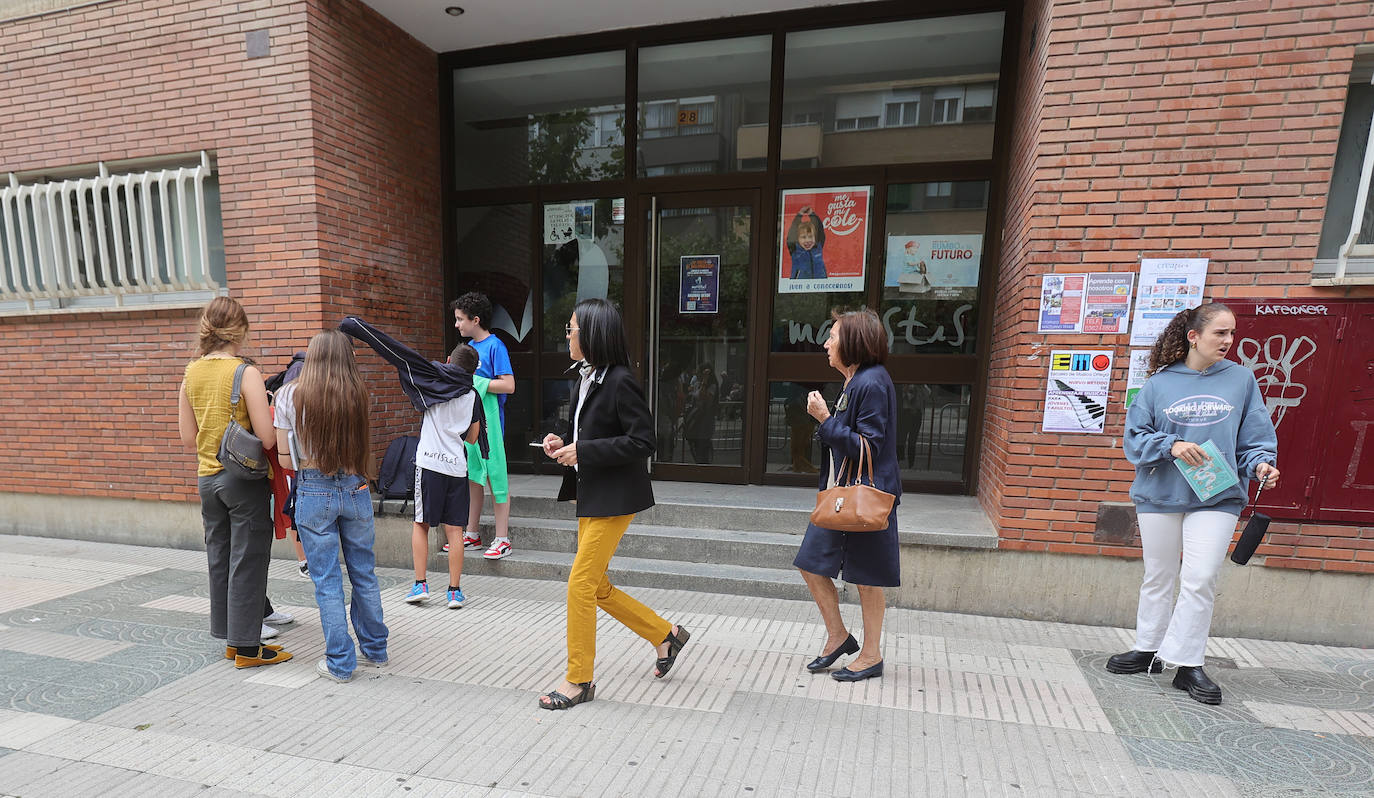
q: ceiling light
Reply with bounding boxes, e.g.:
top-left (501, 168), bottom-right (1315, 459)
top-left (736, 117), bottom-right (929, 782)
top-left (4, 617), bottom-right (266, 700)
top-left (445, 6), bottom-right (465, 16)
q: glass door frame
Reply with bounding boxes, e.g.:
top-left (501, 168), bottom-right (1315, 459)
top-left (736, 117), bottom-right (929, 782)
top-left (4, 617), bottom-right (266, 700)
top-left (636, 188), bottom-right (763, 484)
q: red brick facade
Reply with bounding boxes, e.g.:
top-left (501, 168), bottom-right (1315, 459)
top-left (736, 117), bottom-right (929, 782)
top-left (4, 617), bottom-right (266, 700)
top-left (982, 0), bottom-right (1374, 572)
top-left (0, 0), bottom-right (438, 502)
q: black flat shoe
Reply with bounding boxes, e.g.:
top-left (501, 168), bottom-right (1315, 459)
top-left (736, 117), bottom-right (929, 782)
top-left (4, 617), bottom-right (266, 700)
top-left (539, 681), bottom-right (595, 710)
top-left (1172, 666), bottom-right (1222, 705)
top-left (654, 625), bottom-right (690, 679)
top-left (1105, 649), bottom-right (1162, 674)
top-left (806, 634), bottom-right (860, 673)
top-left (832, 660), bottom-right (883, 682)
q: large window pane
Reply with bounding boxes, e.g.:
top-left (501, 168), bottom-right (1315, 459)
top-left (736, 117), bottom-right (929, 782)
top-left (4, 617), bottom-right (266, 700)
top-left (881, 181), bottom-right (986, 354)
top-left (782, 13), bottom-right (1004, 167)
top-left (454, 204), bottom-right (534, 353)
top-left (454, 52), bottom-right (625, 189)
top-left (542, 198), bottom-right (626, 352)
top-left (637, 36), bottom-right (772, 176)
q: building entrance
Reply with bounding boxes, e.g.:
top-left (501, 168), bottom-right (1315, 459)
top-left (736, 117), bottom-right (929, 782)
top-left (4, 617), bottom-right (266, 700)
top-left (643, 191), bottom-right (759, 483)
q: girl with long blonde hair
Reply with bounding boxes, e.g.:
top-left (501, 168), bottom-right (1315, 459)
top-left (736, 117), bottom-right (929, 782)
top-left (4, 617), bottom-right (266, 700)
top-left (273, 329), bottom-right (389, 682)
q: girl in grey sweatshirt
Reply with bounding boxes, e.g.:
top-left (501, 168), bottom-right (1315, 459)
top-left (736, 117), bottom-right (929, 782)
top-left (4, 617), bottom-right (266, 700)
top-left (1107, 303), bottom-right (1278, 705)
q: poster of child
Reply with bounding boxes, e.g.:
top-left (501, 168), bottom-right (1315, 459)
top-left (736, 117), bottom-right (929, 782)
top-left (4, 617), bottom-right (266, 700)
top-left (777, 186), bottom-right (869, 294)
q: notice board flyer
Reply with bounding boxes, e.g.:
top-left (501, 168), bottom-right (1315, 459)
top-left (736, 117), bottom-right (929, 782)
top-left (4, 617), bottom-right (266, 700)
top-left (1130, 258), bottom-right (1208, 346)
top-left (1037, 274), bottom-right (1086, 333)
top-left (1082, 272), bottom-right (1136, 334)
top-left (1042, 349), bottom-right (1113, 433)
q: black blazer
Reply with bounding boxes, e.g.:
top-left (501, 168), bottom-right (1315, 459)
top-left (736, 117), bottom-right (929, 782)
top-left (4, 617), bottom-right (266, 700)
top-left (557, 364), bottom-right (656, 517)
top-left (815, 364), bottom-right (903, 504)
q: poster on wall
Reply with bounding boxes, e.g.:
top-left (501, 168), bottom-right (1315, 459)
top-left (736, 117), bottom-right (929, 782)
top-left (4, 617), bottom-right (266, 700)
top-left (679, 255), bottom-right (720, 314)
top-left (1042, 349), bottom-right (1114, 433)
top-left (1125, 349), bottom-right (1152, 408)
top-left (884, 234), bottom-right (981, 297)
top-left (1130, 257), bottom-right (1209, 346)
top-left (1082, 273), bottom-right (1136, 334)
top-left (1037, 274), bottom-right (1086, 333)
top-left (778, 186), bottom-right (870, 294)
top-left (573, 201), bottom-right (595, 240)
top-left (543, 203), bottom-right (575, 246)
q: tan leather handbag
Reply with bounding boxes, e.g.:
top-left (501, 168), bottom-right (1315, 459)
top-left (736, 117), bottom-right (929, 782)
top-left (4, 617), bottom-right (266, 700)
top-left (810, 437), bottom-right (896, 532)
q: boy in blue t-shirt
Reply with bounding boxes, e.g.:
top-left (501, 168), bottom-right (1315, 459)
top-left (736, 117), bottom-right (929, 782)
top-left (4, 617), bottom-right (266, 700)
top-left (450, 292), bottom-right (516, 559)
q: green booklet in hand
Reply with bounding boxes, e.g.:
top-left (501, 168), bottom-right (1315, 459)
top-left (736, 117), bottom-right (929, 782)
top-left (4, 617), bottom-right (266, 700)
top-left (1173, 439), bottom-right (1238, 501)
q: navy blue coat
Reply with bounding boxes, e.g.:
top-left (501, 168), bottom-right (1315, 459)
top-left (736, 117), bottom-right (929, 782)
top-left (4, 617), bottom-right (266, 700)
top-left (815, 364), bottom-right (903, 504)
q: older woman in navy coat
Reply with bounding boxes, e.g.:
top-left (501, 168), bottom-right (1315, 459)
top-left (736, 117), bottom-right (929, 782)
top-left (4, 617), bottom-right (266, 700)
top-left (795, 308), bottom-right (902, 682)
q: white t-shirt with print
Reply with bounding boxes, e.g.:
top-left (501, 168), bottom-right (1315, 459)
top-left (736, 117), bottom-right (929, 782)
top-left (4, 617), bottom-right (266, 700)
top-left (417, 392), bottom-right (478, 478)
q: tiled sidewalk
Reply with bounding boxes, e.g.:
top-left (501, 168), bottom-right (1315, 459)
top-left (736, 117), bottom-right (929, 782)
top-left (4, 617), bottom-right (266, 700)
top-left (0, 534), bottom-right (1371, 797)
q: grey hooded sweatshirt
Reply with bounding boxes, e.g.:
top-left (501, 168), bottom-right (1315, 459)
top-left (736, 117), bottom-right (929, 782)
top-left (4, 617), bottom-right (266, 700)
top-left (1123, 359), bottom-right (1277, 515)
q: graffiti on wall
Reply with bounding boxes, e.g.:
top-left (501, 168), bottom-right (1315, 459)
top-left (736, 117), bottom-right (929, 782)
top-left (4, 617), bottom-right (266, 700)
top-left (1235, 334), bottom-right (1317, 430)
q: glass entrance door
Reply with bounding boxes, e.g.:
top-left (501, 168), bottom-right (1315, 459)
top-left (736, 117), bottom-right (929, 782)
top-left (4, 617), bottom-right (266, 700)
top-left (646, 192), bottom-right (758, 481)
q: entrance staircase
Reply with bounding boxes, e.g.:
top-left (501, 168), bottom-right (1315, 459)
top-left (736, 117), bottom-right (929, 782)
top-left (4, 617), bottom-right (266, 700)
top-left (391, 475), bottom-right (997, 602)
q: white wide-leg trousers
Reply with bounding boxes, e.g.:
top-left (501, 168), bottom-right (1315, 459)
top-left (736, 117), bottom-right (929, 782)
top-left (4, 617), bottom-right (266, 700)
top-left (1133, 510), bottom-right (1238, 667)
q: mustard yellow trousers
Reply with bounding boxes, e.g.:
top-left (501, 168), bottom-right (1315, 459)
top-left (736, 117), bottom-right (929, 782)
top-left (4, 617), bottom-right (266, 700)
top-left (566, 514), bottom-right (672, 683)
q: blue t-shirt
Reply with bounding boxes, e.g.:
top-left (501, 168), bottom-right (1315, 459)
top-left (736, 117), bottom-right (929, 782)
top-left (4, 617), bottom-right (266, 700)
top-left (469, 334), bottom-right (513, 429)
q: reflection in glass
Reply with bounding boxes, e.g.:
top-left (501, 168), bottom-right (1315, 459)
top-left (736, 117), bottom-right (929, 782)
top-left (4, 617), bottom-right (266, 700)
top-left (651, 205), bottom-right (752, 467)
top-left (453, 51), bottom-right (625, 190)
top-left (542, 198), bottom-right (625, 352)
top-left (881, 181), bottom-right (988, 354)
top-left (637, 36), bottom-right (772, 176)
top-left (501, 377), bottom-right (535, 469)
top-left (765, 381), bottom-right (842, 475)
top-left (454, 204), bottom-right (534, 353)
top-left (782, 13), bottom-right (1004, 167)
top-left (893, 384), bottom-right (971, 482)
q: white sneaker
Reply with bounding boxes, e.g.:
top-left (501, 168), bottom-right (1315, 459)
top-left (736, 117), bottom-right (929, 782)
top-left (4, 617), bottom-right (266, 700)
top-left (316, 658), bottom-right (353, 683)
top-left (296, 561), bottom-right (310, 579)
top-left (483, 540), bottom-right (512, 560)
top-left (264, 610), bottom-right (294, 625)
top-left (261, 623), bottom-right (279, 640)
top-left (359, 654), bottom-right (389, 668)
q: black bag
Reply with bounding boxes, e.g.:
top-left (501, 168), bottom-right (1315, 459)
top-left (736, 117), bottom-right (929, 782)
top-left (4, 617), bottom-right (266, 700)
top-left (1231, 482), bottom-right (1271, 565)
top-left (377, 435), bottom-right (419, 500)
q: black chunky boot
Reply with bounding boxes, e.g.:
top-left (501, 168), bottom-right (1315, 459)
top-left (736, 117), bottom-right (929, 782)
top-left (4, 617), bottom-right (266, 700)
top-left (1173, 666), bottom-right (1222, 704)
top-left (1106, 649), bottom-right (1162, 674)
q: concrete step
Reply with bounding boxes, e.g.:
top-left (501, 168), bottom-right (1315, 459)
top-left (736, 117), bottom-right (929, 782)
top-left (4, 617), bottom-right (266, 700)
top-left (485, 517), bottom-right (804, 570)
top-left (444, 548), bottom-right (817, 603)
top-left (494, 494), bottom-right (813, 535)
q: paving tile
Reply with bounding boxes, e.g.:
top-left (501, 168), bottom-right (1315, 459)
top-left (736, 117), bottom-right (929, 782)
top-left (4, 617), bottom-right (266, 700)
top-left (6, 534), bottom-right (1371, 797)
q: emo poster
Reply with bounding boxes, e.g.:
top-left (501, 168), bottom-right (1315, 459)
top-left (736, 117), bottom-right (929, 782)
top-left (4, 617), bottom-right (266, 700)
top-left (778, 186), bottom-right (870, 294)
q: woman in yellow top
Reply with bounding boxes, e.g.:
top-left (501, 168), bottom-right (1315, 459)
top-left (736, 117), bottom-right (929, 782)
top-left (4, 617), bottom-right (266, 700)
top-left (177, 297), bottom-right (292, 669)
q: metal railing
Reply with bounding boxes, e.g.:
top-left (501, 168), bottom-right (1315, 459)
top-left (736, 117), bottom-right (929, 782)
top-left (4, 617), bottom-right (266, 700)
top-left (0, 152), bottom-right (219, 313)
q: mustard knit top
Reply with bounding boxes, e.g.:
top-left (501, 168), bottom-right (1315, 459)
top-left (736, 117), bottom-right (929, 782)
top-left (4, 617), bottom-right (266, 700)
top-left (183, 357), bottom-right (254, 477)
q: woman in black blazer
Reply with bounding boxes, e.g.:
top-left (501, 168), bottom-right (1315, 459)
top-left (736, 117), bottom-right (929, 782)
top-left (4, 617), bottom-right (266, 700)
top-left (795, 308), bottom-right (902, 682)
top-left (537, 298), bottom-right (691, 710)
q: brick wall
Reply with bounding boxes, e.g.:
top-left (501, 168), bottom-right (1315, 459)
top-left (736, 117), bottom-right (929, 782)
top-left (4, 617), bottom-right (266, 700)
top-left (0, 0), bottom-right (440, 500)
top-left (304, 0), bottom-right (442, 454)
top-left (984, 0), bottom-right (1374, 568)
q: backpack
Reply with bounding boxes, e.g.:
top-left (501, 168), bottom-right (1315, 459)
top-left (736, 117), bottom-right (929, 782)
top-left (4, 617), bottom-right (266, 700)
top-left (377, 435), bottom-right (419, 501)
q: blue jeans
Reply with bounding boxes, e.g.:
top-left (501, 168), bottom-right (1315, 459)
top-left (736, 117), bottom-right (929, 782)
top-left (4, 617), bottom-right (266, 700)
top-left (295, 469), bottom-right (389, 678)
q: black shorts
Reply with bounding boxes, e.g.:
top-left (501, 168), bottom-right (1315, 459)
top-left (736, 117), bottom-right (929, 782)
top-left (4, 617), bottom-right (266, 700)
top-left (414, 465), bottom-right (470, 527)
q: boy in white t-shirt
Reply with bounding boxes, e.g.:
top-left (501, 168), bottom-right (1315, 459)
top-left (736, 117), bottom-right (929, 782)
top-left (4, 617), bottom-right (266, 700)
top-left (408, 344), bottom-right (481, 608)
top-left (338, 316), bottom-right (486, 610)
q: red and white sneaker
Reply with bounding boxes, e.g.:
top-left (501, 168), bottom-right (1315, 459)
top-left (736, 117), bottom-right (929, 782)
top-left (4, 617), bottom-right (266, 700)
top-left (462, 534), bottom-right (482, 551)
top-left (483, 540), bottom-right (512, 560)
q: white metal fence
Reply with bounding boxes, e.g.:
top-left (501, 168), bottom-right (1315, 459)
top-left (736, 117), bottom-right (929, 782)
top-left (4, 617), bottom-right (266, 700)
top-left (0, 153), bottom-right (221, 313)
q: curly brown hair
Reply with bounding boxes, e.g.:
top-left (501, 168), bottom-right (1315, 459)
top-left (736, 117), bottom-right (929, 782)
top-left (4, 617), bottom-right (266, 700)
top-left (1147, 302), bottom-right (1233, 375)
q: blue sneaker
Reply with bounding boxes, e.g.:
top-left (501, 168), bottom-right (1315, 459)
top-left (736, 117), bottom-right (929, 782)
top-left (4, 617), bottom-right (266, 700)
top-left (405, 582), bottom-right (429, 604)
top-left (446, 588), bottom-right (465, 609)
